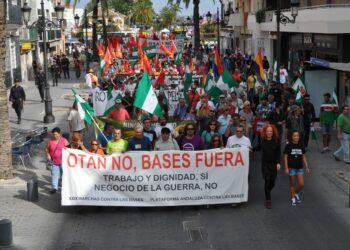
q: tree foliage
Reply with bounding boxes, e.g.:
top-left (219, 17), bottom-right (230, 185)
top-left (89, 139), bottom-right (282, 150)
top-left (131, 0), bottom-right (155, 25)
top-left (159, 4), bottom-right (181, 28)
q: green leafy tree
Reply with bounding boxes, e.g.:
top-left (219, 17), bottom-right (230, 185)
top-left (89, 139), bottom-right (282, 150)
top-left (159, 4), bottom-right (181, 28)
top-left (131, 0), bottom-right (155, 26)
top-left (107, 0), bottom-right (134, 15)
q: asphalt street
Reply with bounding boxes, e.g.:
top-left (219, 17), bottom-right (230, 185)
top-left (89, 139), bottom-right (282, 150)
top-left (1, 73), bottom-right (350, 249)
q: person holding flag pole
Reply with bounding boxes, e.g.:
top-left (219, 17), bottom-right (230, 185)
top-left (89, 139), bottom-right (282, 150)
top-left (71, 89), bottom-right (108, 144)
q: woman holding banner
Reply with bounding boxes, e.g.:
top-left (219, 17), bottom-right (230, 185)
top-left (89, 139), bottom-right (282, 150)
top-left (260, 124), bottom-right (281, 209)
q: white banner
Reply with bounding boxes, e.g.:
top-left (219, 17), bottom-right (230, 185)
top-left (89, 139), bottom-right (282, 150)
top-left (62, 148), bottom-right (249, 206)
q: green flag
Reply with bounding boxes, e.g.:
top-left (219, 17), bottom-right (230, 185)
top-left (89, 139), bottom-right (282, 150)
top-left (174, 52), bottom-right (183, 65)
top-left (295, 87), bottom-right (303, 104)
top-left (71, 89), bottom-right (94, 125)
top-left (133, 72), bottom-right (163, 117)
top-left (207, 86), bottom-right (222, 100)
top-left (222, 68), bottom-right (238, 88)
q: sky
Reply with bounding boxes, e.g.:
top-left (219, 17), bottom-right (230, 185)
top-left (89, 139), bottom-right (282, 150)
top-left (76, 0), bottom-right (220, 16)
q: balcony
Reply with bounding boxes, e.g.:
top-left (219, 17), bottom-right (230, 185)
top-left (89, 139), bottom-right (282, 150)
top-left (7, 2), bottom-right (22, 27)
top-left (248, 4), bottom-right (350, 34)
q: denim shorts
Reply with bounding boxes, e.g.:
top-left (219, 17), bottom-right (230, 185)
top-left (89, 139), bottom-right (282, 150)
top-left (289, 168), bottom-right (304, 176)
top-left (322, 123), bottom-right (333, 135)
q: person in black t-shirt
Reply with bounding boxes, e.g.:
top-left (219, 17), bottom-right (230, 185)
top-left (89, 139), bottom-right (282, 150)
top-left (283, 130), bottom-right (310, 206)
top-left (261, 124), bottom-right (281, 209)
top-left (142, 118), bottom-right (157, 148)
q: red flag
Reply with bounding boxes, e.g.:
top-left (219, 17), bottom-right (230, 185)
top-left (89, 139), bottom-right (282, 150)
top-left (137, 39), bottom-right (143, 59)
top-left (154, 54), bottom-right (162, 72)
top-left (143, 54), bottom-right (152, 75)
top-left (107, 39), bottom-right (116, 58)
top-left (170, 40), bottom-right (177, 52)
top-left (123, 59), bottom-right (130, 72)
top-left (96, 42), bottom-right (105, 58)
top-left (141, 39), bottom-right (147, 48)
top-left (127, 34), bottom-right (136, 55)
top-left (103, 48), bottom-right (112, 76)
top-left (116, 42), bottom-right (122, 58)
top-left (152, 71), bottom-right (165, 88)
top-left (159, 41), bottom-right (174, 59)
top-left (113, 35), bottom-right (124, 45)
top-left (152, 32), bottom-right (159, 40)
top-left (169, 33), bottom-right (176, 40)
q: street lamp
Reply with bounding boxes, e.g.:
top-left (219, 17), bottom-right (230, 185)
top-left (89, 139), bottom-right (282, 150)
top-left (74, 14), bottom-right (80, 26)
top-left (276, 0), bottom-right (299, 84)
top-left (206, 8), bottom-right (220, 54)
top-left (21, 1), bottom-right (65, 123)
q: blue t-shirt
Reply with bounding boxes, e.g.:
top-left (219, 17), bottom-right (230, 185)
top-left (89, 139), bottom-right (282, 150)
top-left (97, 133), bottom-right (113, 148)
top-left (128, 136), bottom-right (152, 151)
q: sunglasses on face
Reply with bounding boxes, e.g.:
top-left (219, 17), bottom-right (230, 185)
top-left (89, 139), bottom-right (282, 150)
top-left (91, 143), bottom-right (98, 146)
top-left (213, 139), bottom-right (220, 142)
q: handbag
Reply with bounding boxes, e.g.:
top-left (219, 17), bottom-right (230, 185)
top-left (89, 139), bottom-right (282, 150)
top-left (47, 138), bottom-right (61, 170)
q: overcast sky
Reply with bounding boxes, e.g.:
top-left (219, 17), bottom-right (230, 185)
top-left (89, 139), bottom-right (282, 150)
top-left (76, 0), bottom-right (220, 16)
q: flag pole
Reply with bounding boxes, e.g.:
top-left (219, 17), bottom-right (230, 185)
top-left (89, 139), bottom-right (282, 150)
top-left (85, 108), bottom-right (109, 143)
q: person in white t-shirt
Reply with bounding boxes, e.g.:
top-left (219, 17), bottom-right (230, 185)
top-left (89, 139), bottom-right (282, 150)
top-left (68, 102), bottom-right (88, 138)
top-left (154, 117), bottom-right (174, 138)
top-left (279, 64), bottom-right (289, 85)
top-left (226, 125), bottom-right (252, 150)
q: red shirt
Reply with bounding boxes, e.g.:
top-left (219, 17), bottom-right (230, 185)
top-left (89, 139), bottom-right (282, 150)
top-left (108, 108), bottom-right (130, 120)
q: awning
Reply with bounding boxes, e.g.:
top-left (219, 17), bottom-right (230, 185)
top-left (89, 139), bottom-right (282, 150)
top-left (306, 57), bottom-right (350, 72)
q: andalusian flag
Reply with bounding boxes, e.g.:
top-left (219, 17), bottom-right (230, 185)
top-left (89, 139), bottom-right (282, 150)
top-left (133, 71), bottom-right (163, 117)
top-left (295, 87), bottom-right (303, 104)
top-left (292, 76), bottom-right (307, 96)
top-left (103, 85), bottom-right (122, 116)
top-left (332, 90), bottom-right (339, 107)
top-left (71, 89), bottom-right (94, 125)
top-left (174, 52), bottom-right (183, 65)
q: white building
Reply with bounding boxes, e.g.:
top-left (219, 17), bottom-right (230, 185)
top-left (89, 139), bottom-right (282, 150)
top-left (221, 0), bottom-right (350, 111)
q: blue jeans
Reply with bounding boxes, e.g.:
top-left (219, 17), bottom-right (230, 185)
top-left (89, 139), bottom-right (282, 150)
top-left (334, 132), bottom-right (350, 163)
top-left (51, 164), bottom-right (62, 190)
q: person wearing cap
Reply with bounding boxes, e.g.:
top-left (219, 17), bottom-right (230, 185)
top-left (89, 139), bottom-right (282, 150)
top-left (285, 105), bottom-right (304, 142)
top-left (154, 127), bottom-right (180, 151)
top-left (9, 79), bottom-right (26, 124)
top-left (108, 97), bottom-right (130, 121)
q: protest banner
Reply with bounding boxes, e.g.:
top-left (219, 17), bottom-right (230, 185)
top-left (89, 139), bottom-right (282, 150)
top-left (61, 148), bottom-right (249, 206)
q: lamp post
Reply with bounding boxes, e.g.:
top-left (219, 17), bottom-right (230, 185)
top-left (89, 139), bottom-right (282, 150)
top-left (21, 1), bottom-right (65, 124)
top-left (276, 0), bottom-right (299, 84)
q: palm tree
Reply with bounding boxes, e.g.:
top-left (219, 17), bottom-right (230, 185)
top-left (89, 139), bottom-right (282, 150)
top-left (159, 4), bottom-right (181, 28)
top-left (168, 0), bottom-right (215, 52)
top-left (131, 0), bottom-right (155, 27)
top-left (0, 0), bottom-right (14, 179)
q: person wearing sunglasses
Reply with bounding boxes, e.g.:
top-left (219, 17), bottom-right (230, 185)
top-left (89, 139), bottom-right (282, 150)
top-left (178, 123), bottom-right (204, 151)
top-left (208, 135), bottom-right (224, 149)
top-left (81, 139), bottom-right (105, 156)
top-left (217, 106), bottom-right (231, 136)
top-left (226, 125), bottom-right (251, 150)
top-left (201, 120), bottom-right (222, 149)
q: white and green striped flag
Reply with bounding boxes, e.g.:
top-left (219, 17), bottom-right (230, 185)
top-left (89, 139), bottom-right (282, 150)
top-left (332, 90), bottom-right (339, 107)
top-left (292, 76), bottom-right (307, 96)
top-left (72, 89), bottom-right (94, 125)
top-left (133, 71), bottom-right (164, 117)
top-left (295, 87), bottom-right (303, 104)
top-left (103, 85), bottom-right (123, 116)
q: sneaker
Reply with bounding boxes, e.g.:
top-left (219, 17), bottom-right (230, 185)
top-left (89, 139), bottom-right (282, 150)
top-left (333, 153), bottom-right (340, 161)
top-left (321, 147), bottom-right (328, 153)
top-left (291, 198), bottom-right (297, 206)
top-left (295, 194), bottom-right (301, 204)
top-left (265, 200), bottom-right (272, 209)
top-left (50, 189), bottom-right (57, 194)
